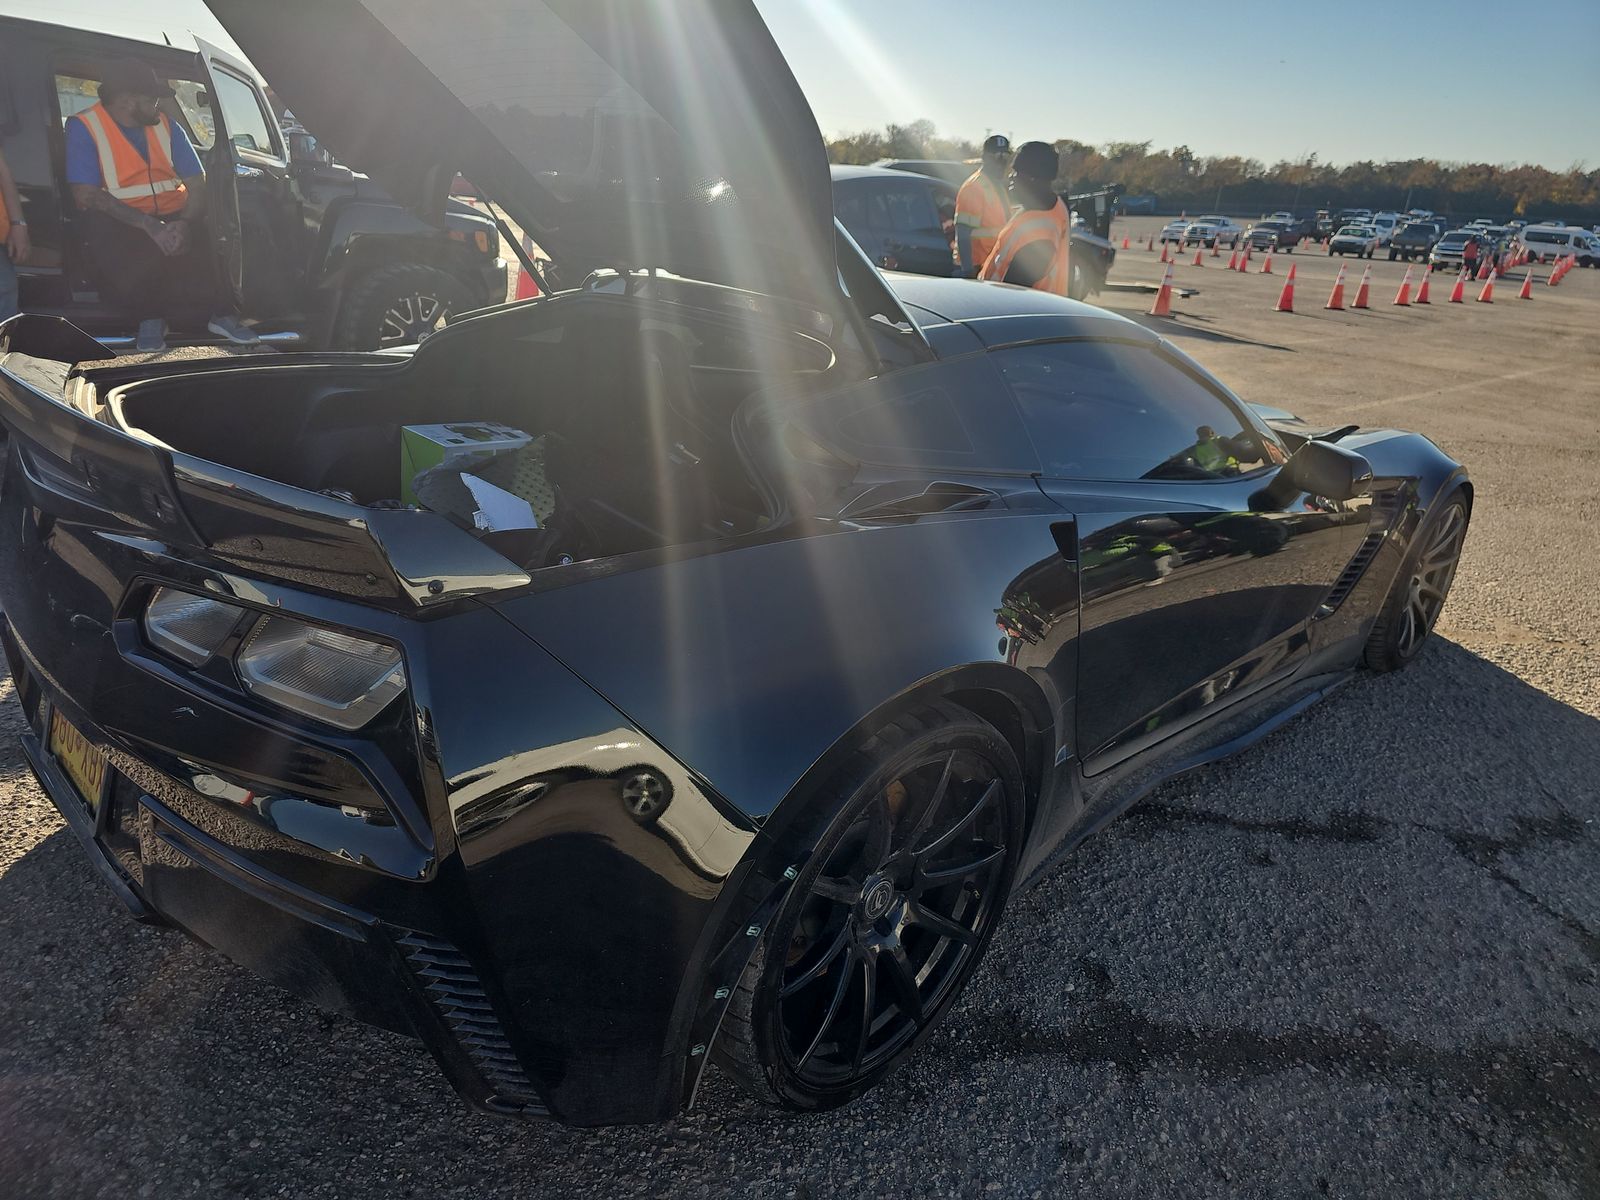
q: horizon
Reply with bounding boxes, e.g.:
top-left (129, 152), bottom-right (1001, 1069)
top-left (2, 0), bottom-right (1595, 174)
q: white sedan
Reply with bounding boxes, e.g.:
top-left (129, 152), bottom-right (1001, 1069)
top-left (1158, 219), bottom-right (1190, 244)
top-left (1328, 224), bottom-right (1379, 257)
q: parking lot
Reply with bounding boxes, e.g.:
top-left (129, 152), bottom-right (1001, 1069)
top-left (2, 231), bottom-right (1597, 1198)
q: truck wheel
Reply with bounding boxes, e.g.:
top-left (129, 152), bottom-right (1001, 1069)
top-left (334, 262), bottom-right (473, 351)
top-left (1388, 249), bottom-right (1397, 260)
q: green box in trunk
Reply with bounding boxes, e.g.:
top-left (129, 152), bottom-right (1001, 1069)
top-left (400, 422), bottom-right (531, 504)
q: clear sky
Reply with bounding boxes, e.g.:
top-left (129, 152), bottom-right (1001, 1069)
top-left (5, 0), bottom-right (1596, 172)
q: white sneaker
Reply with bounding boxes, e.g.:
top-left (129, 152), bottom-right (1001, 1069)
top-left (207, 315), bottom-right (261, 345)
top-left (135, 319), bottom-right (168, 352)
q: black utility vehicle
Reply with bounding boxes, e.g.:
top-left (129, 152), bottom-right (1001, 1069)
top-left (0, 0), bottom-right (1472, 1129)
top-left (0, 16), bottom-right (506, 350)
top-left (1388, 221), bottom-right (1441, 262)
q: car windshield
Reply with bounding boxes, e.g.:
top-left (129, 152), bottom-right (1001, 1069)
top-left (1336, 226), bottom-right (1366, 237)
top-left (1438, 233), bottom-right (1468, 246)
top-left (1257, 222), bottom-right (1285, 231)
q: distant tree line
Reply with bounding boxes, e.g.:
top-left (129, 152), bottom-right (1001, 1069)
top-left (826, 120), bottom-right (1600, 223)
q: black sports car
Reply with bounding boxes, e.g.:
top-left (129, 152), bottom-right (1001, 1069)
top-left (0, 0), bottom-right (1471, 1128)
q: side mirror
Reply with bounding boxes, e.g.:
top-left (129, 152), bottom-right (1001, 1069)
top-left (1253, 439), bottom-right (1373, 509)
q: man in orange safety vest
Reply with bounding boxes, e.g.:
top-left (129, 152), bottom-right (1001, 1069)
top-left (954, 134), bottom-right (1012, 278)
top-left (66, 58), bottom-right (256, 351)
top-left (980, 141), bottom-right (1071, 295)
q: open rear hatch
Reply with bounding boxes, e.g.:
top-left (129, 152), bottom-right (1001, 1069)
top-left (0, 316), bottom-right (528, 608)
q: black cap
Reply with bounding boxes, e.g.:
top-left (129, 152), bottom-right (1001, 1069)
top-left (982, 134), bottom-right (1012, 156)
top-left (98, 59), bottom-right (175, 102)
top-left (1012, 141), bottom-right (1059, 183)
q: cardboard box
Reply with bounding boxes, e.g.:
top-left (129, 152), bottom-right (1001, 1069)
top-left (401, 422), bottom-right (531, 504)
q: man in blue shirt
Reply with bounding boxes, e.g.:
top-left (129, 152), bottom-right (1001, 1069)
top-left (66, 58), bottom-right (255, 351)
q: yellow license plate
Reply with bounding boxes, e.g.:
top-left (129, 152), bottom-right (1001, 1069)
top-left (48, 708), bottom-right (108, 813)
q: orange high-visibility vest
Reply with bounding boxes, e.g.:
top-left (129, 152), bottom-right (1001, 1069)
top-left (980, 198), bottom-right (1071, 294)
top-left (955, 169), bottom-right (1011, 267)
top-left (73, 103), bottom-right (188, 216)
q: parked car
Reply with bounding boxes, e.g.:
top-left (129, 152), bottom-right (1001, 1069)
top-left (1328, 224), bottom-right (1379, 257)
top-left (1520, 224), bottom-right (1598, 265)
top-left (1158, 218), bottom-right (1190, 244)
top-left (838, 164), bottom-right (1116, 299)
top-left (1182, 217), bottom-right (1243, 248)
top-left (1429, 229), bottom-right (1487, 271)
top-left (0, 15), bottom-right (507, 351)
top-left (1245, 220), bottom-right (1299, 251)
top-left (1371, 213), bottom-right (1401, 246)
top-left (830, 165), bottom-right (959, 279)
top-left (1388, 221), bottom-right (1441, 261)
top-left (0, 0), bottom-right (1472, 1130)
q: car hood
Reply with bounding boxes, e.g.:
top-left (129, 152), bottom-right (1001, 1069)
top-left (204, 0), bottom-right (839, 307)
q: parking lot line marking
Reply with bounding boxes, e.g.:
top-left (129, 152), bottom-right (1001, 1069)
top-left (1341, 364), bottom-right (1568, 414)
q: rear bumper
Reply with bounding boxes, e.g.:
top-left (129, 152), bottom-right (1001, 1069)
top-left (2, 615), bottom-right (550, 1119)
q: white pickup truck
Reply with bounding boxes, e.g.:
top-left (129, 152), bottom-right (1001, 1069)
top-left (1182, 215), bottom-right (1244, 248)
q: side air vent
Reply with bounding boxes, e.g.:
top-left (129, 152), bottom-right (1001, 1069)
top-left (1316, 489), bottom-right (1402, 618)
top-left (397, 932), bottom-right (547, 1113)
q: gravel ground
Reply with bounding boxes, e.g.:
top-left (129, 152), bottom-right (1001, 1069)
top-left (1, 223), bottom-right (1597, 1198)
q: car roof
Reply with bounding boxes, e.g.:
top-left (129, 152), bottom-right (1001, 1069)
top-left (830, 163), bottom-right (950, 185)
top-left (885, 273), bottom-right (1156, 348)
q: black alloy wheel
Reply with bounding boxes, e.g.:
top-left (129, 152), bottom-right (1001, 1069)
top-left (1365, 494), bottom-right (1469, 671)
top-left (717, 703), bottom-right (1024, 1111)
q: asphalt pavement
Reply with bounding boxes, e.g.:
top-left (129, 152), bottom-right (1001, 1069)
top-left (1, 223), bottom-right (1597, 1198)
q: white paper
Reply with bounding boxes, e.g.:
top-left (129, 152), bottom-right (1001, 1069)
top-left (460, 473), bottom-right (539, 533)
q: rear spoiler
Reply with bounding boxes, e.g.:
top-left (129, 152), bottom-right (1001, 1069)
top-left (0, 317), bottom-right (530, 609)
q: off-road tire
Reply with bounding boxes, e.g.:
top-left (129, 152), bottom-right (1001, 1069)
top-left (333, 261), bottom-right (473, 351)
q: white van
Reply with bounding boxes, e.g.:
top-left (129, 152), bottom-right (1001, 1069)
top-left (1371, 212), bottom-right (1401, 245)
top-left (1520, 224), bottom-right (1599, 266)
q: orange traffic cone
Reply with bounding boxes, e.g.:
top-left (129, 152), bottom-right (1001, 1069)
top-left (1351, 265), bottom-right (1372, 309)
top-left (1393, 265), bottom-right (1413, 306)
top-left (1148, 263), bottom-right (1175, 317)
top-left (1414, 269), bottom-right (1431, 304)
top-left (1286, 261), bottom-right (1297, 282)
top-left (1211, 240), bottom-right (1221, 258)
top-left (1325, 264), bottom-right (1347, 309)
top-left (1493, 254), bottom-right (1506, 278)
top-left (1518, 269), bottom-right (1534, 300)
top-left (1226, 249), bottom-right (1239, 271)
top-left (1242, 246), bottom-right (1253, 270)
top-left (1159, 242), bottom-right (1170, 264)
top-left (1475, 258), bottom-right (1492, 282)
top-left (1477, 273), bottom-right (1494, 303)
top-left (1192, 247), bottom-right (1205, 266)
top-left (1147, 234), bottom-right (1155, 251)
top-left (1121, 235), bottom-right (1130, 249)
top-left (1273, 273), bottom-right (1295, 313)
top-left (1261, 249), bottom-right (1274, 274)
top-left (1447, 271), bottom-right (1467, 302)
top-left (1548, 262), bottom-right (1561, 286)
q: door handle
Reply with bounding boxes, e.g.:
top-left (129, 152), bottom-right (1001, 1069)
top-left (1051, 520), bottom-right (1078, 562)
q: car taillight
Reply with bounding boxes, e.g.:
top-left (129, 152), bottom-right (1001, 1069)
top-left (236, 616), bottom-right (407, 731)
top-left (142, 586), bottom-right (245, 666)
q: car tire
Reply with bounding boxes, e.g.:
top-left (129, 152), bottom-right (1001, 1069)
top-left (715, 701), bottom-right (1025, 1112)
top-left (333, 261), bottom-right (474, 351)
top-left (1363, 493), bottom-right (1469, 673)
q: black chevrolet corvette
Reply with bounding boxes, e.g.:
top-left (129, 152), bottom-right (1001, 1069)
top-left (0, 0), bottom-right (1470, 1127)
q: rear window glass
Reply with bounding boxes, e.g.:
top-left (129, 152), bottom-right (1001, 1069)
top-left (1524, 229), bottom-right (1563, 244)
